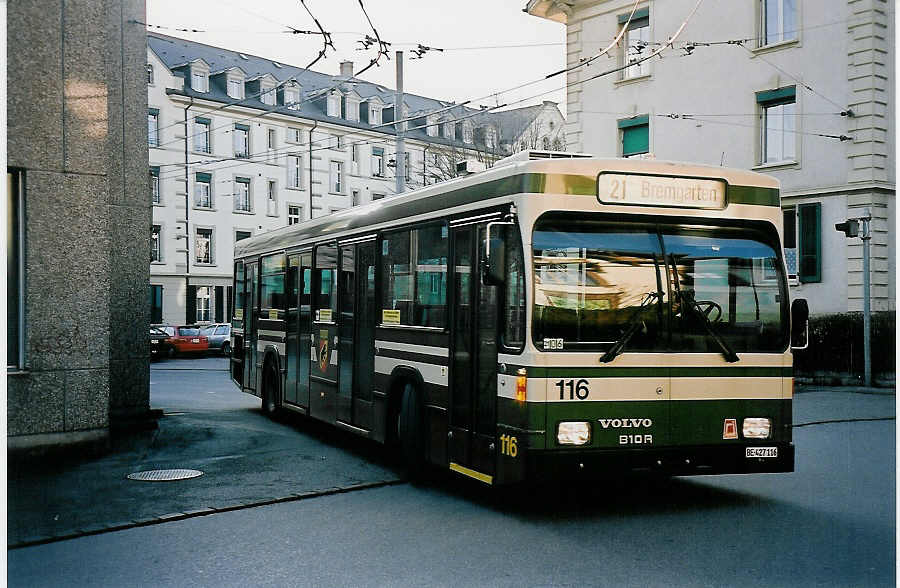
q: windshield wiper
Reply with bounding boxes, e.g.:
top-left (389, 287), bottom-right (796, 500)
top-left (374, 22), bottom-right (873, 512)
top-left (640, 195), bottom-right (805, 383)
top-left (599, 291), bottom-right (661, 363)
top-left (677, 289), bottom-right (740, 363)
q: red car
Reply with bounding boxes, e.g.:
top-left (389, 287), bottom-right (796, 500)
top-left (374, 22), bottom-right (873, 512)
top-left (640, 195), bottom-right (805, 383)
top-left (154, 325), bottom-right (209, 357)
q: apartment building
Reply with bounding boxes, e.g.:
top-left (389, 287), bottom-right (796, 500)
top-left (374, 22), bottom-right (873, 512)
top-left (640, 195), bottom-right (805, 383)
top-left (148, 33), bottom-right (565, 325)
top-left (528, 0), bottom-right (894, 379)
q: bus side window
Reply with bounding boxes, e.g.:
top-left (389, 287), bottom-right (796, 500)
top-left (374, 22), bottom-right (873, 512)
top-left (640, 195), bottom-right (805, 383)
top-left (502, 226), bottom-right (525, 351)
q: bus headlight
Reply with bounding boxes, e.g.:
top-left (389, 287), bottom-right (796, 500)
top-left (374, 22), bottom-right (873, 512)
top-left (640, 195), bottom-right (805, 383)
top-left (742, 418), bottom-right (771, 439)
top-left (557, 422), bottom-right (591, 445)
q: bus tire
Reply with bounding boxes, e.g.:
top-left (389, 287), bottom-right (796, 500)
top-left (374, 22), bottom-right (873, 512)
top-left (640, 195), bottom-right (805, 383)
top-left (398, 382), bottom-right (427, 474)
top-left (222, 342), bottom-right (231, 356)
top-left (261, 359), bottom-right (279, 418)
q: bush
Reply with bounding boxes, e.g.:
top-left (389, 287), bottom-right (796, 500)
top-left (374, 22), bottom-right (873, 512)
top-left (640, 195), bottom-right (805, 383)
top-left (792, 311), bottom-right (895, 386)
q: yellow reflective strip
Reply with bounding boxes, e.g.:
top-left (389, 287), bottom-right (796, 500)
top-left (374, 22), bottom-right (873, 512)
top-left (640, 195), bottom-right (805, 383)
top-left (449, 462), bottom-right (493, 485)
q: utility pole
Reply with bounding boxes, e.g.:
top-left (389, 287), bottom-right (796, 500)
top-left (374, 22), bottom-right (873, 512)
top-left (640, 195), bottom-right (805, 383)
top-left (861, 208), bottom-right (872, 387)
top-left (395, 50), bottom-right (405, 195)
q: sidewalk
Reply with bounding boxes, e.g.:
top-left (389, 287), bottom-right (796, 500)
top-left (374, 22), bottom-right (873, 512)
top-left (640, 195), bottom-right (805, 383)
top-left (7, 369), bottom-right (895, 549)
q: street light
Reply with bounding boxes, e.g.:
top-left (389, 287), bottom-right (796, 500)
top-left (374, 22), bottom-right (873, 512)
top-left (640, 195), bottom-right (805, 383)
top-left (835, 209), bottom-right (872, 386)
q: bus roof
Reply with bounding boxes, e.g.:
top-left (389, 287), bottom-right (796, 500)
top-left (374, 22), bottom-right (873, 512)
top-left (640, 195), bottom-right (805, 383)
top-left (234, 157), bottom-right (781, 260)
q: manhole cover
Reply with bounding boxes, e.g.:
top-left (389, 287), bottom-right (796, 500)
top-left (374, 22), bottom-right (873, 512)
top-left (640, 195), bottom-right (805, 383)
top-left (127, 469), bottom-right (204, 482)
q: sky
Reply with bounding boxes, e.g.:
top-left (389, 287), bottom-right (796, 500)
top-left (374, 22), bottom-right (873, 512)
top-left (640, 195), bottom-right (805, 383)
top-left (145, 0), bottom-right (568, 115)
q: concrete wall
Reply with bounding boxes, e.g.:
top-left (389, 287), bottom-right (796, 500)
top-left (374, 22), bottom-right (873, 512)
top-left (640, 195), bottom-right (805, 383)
top-left (7, 0), bottom-right (150, 452)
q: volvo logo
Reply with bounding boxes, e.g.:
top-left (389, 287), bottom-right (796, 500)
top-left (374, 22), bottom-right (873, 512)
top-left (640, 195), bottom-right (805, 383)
top-left (598, 418), bottom-right (653, 429)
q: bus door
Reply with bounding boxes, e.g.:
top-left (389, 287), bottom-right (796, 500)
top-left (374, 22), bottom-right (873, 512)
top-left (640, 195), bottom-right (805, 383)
top-left (336, 244), bottom-right (355, 425)
top-left (285, 255), bottom-right (300, 405)
top-left (296, 251), bottom-right (312, 409)
top-left (310, 243), bottom-right (338, 423)
top-left (448, 223), bottom-right (499, 481)
top-left (242, 261), bottom-right (259, 393)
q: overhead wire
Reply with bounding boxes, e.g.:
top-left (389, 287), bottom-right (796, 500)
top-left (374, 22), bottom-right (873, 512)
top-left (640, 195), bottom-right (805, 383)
top-left (354, 0), bottom-right (391, 77)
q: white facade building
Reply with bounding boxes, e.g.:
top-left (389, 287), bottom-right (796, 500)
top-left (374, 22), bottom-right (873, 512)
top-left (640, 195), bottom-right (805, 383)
top-left (527, 0), bottom-right (894, 318)
top-left (147, 33), bottom-right (564, 325)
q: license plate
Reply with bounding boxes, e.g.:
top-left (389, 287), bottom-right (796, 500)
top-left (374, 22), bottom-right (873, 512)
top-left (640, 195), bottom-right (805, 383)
top-left (746, 447), bottom-right (777, 458)
top-left (152, 340), bottom-right (158, 344)
top-left (191, 338), bottom-right (200, 343)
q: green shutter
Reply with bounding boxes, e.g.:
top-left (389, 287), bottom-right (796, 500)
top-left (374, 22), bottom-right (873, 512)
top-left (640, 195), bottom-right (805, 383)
top-left (150, 166), bottom-right (160, 177)
top-left (618, 115), bottom-right (649, 129)
top-left (235, 176), bottom-right (250, 184)
top-left (234, 123), bottom-right (250, 131)
top-left (798, 202), bottom-right (821, 283)
top-left (372, 147), bottom-right (384, 156)
top-left (622, 124), bottom-right (649, 156)
top-left (149, 108), bottom-right (159, 115)
top-left (618, 8), bottom-right (649, 23)
top-left (196, 172), bottom-right (212, 183)
top-left (195, 117), bottom-right (211, 125)
top-left (756, 86), bottom-right (796, 105)
top-left (186, 285), bottom-right (197, 323)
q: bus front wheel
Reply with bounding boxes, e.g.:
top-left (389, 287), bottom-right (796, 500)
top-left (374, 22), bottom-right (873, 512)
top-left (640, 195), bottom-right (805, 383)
top-left (397, 382), bottom-right (427, 472)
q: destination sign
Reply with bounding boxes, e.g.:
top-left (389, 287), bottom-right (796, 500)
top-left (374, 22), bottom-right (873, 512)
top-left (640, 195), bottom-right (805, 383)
top-left (597, 173), bottom-right (726, 209)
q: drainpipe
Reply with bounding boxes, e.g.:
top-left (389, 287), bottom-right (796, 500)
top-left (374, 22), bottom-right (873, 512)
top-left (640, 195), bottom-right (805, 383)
top-left (184, 98), bottom-right (193, 312)
top-left (422, 144), bottom-right (429, 187)
top-left (308, 119), bottom-right (318, 220)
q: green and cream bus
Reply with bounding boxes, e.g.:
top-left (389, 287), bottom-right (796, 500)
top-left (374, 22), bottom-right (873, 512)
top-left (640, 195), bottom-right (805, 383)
top-left (230, 152), bottom-right (806, 485)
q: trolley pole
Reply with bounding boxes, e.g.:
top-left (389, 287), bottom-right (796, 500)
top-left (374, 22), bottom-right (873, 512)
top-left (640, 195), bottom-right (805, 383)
top-left (861, 208), bottom-right (872, 387)
top-left (395, 50), bottom-right (405, 195)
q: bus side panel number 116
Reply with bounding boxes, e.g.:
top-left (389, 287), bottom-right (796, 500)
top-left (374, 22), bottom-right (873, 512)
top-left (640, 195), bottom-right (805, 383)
top-left (556, 379), bottom-right (590, 400)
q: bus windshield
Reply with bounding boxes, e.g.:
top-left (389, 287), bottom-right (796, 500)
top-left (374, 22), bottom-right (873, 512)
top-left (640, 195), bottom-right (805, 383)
top-left (533, 215), bottom-right (788, 354)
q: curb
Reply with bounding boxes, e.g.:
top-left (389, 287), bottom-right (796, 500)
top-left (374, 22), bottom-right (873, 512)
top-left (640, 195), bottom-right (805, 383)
top-left (8, 478), bottom-right (405, 550)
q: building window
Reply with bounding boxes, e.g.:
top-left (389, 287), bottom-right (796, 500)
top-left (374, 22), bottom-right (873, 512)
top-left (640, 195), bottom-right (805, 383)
top-left (150, 166), bottom-right (160, 204)
top-left (191, 71), bottom-right (208, 92)
top-left (149, 285), bottom-right (163, 324)
top-left (151, 224), bottom-right (162, 262)
top-left (618, 8), bottom-right (650, 79)
top-left (351, 143), bottom-right (359, 165)
top-left (194, 117), bottom-right (211, 153)
top-left (288, 205), bottom-right (302, 225)
top-left (233, 124), bottom-right (249, 158)
top-left (351, 190), bottom-right (360, 206)
top-left (234, 177), bottom-right (251, 212)
top-left (196, 286), bottom-right (211, 322)
top-left (757, 86), bottom-right (797, 164)
top-left (372, 193), bottom-right (385, 201)
top-left (797, 202), bottom-right (821, 283)
top-left (235, 230), bottom-right (252, 242)
top-left (331, 134), bottom-right (343, 150)
top-left (760, 0), bottom-right (797, 47)
top-left (147, 64), bottom-right (154, 85)
top-left (329, 161), bottom-right (343, 194)
top-left (261, 85), bottom-right (276, 105)
top-left (369, 105), bottom-right (381, 125)
top-left (267, 128), bottom-right (276, 150)
top-left (346, 98), bottom-right (360, 122)
top-left (372, 147), bottom-right (385, 177)
top-left (7, 170), bottom-right (25, 368)
top-left (195, 172), bottom-right (212, 208)
top-left (287, 128), bottom-right (302, 143)
top-left (462, 123), bottom-right (473, 144)
top-left (288, 155), bottom-right (302, 188)
top-left (618, 115), bottom-right (649, 157)
top-left (284, 87), bottom-right (300, 110)
top-left (327, 92), bottom-right (341, 117)
top-left (196, 228), bottom-right (213, 264)
top-left (148, 109), bottom-right (159, 146)
top-left (227, 78), bottom-right (244, 99)
top-left (267, 180), bottom-right (277, 215)
top-left (442, 120), bottom-right (454, 140)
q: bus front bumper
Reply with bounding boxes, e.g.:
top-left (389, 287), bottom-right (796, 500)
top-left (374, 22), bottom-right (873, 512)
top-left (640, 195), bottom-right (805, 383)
top-left (525, 443), bottom-right (794, 480)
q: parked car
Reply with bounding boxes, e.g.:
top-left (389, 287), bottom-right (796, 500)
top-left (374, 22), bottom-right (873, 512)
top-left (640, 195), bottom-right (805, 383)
top-left (153, 325), bottom-right (209, 357)
top-left (201, 323), bottom-right (232, 356)
top-left (149, 326), bottom-right (173, 360)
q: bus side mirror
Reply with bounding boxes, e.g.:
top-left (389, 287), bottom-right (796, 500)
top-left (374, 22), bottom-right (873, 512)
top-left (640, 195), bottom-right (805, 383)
top-left (483, 222), bottom-right (510, 286)
top-left (790, 298), bottom-right (809, 350)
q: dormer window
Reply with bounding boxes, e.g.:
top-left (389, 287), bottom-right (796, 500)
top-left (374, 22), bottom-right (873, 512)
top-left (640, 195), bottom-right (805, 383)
top-left (327, 91), bottom-right (341, 117)
top-left (345, 96), bottom-right (360, 122)
top-left (191, 71), bottom-right (208, 92)
top-left (426, 115), bottom-right (438, 137)
top-left (463, 122), bottom-right (473, 144)
top-left (283, 84), bottom-right (301, 110)
top-left (260, 84), bottom-right (276, 105)
top-left (369, 104), bottom-right (382, 125)
top-left (485, 127), bottom-right (496, 149)
top-left (442, 120), bottom-right (455, 140)
top-left (227, 78), bottom-right (244, 99)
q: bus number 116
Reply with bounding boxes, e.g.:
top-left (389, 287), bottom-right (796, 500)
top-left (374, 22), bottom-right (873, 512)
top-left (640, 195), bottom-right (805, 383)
top-left (556, 379), bottom-right (590, 400)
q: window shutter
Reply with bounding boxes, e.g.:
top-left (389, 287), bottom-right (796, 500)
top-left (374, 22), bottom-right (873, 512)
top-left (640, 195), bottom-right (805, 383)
top-left (756, 86), bottom-right (796, 105)
top-left (798, 203), bottom-right (821, 283)
top-left (195, 117), bottom-right (211, 125)
top-left (196, 172), bottom-right (211, 183)
top-left (226, 286), bottom-right (233, 322)
top-left (618, 7), bottom-right (649, 23)
top-left (215, 286), bottom-right (224, 322)
top-left (234, 123), bottom-right (250, 131)
top-left (186, 285), bottom-right (197, 323)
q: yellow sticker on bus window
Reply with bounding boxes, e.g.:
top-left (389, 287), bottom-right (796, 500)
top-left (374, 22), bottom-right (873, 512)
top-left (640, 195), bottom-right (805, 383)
top-left (235, 309), bottom-right (243, 319)
top-left (382, 309), bottom-right (401, 324)
top-left (268, 309), bottom-right (278, 320)
top-left (318, 309), bottom-right (333, 322)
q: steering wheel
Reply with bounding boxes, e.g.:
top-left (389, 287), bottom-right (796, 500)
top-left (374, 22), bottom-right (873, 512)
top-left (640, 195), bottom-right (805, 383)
top-left (694, 300), bottom-right (722, 322)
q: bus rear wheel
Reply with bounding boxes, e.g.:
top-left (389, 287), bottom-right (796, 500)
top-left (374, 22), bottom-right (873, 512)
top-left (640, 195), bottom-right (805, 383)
top-left (397, 382), bottom-right (427, 474)
top-left (261, 360), bottom-right (279, 418)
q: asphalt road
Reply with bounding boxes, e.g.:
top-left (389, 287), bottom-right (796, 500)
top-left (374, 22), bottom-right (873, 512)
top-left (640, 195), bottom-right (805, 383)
top-left (8, 358), bottom-right (895, 587)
